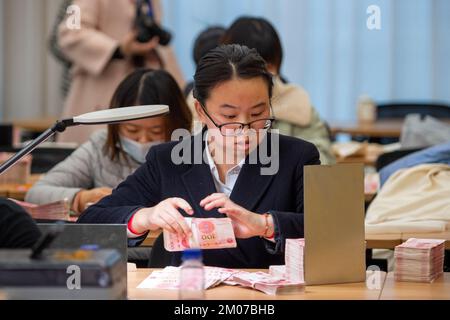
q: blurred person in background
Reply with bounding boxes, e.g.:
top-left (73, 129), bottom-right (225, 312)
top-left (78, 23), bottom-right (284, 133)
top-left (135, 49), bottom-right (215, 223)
top-left (218, 16), bottom-right (335, 164)
top-left (183, 26), bottom-right (226, 97)
top-left (26, 69), bottom-right (192, 215)
top-left (56, 0), bottom-right (185, 144)
top-left (48, 0), bottom-right (73, 98)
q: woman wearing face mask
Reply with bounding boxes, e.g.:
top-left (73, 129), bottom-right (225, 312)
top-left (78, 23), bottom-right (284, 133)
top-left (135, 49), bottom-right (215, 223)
top-left (78, 45), bottom-right (320, 268)
top-left (25, 69), bottom-right (192, 215)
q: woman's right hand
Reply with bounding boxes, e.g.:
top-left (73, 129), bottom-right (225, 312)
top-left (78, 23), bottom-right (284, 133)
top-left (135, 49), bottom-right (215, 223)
top-left (131, 198), bottom-right (194, 238)
top-left (120, 31), bottom-right (160, 58)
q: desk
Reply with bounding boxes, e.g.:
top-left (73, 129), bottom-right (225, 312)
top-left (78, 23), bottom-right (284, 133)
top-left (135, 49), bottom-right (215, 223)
top-left (331, 119), bottom-right (450, 138)
top-left (366, 231), bottom-right (450, 250)
top-left (128, 269), bottom-right (386, 300)
top-left (380, 272), bottom-right (450, 300)
top-left (331, 120), bottom-right (405, 138)
top-left (142, 230), bottom-right (162, 247)
top-left (12, 117), bottom-right (58, 133)
top-left (336, 155), bottom-right (379, 167)
top-left (366, 235), bottom-right (403, 250)
top-left (0, 174), bottom-right (41, 200)
top-left (332, 119), bottom-right (450, 139)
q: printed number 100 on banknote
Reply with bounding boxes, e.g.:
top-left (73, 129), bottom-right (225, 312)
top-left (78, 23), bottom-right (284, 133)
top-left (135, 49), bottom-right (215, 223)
top-left (163, 218), bottom-right (237, 252)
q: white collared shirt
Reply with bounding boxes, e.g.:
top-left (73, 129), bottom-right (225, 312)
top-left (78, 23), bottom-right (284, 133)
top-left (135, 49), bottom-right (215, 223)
top-left (204, 135), bottom-right (276, 243)
top-left (204, 137), bottom-right (245, 197)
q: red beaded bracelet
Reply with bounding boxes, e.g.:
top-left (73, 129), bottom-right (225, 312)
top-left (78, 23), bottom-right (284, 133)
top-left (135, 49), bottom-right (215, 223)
top-left (262, 213), bottom-right (275, 239)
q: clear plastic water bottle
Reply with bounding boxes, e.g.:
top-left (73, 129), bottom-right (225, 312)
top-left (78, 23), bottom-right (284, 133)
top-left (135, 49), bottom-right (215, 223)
top-left (178, 249), bottom-right (205, 300)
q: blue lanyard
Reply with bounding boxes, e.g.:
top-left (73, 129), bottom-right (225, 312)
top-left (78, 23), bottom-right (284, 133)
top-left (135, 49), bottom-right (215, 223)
top-left (143, 0), bottom-right (154, 18)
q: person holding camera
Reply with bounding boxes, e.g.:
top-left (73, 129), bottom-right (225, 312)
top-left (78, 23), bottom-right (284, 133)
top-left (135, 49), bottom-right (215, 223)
top-left (56, 0), bottom-right (184, 144)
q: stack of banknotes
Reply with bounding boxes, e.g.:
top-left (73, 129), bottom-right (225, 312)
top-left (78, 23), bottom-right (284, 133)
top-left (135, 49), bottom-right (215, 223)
top-left (285, 238), bottom-right (305, 283)
top-left (394, 238), bottom-right (445, 283)
top-left (225, 270), bottom-right (305, 295)
top-left (10, 198), bottom-right (71, 221)
top-left (268, 238), bottom-right (305, 283)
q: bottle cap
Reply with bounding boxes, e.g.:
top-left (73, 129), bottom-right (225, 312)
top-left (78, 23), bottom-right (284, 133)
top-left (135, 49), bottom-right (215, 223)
top-left (181, 248), bottom-right (202, 261)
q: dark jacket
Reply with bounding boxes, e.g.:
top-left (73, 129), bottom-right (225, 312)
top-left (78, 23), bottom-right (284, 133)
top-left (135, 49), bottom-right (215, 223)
top-left (78, 132), bottom-right (320, 268)
top-left (0, 198), bottom-right (42, 248)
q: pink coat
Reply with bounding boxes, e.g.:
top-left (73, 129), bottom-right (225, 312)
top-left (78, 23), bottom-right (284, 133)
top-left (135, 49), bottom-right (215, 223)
top-left (57, 0), bottom-right (184, 143)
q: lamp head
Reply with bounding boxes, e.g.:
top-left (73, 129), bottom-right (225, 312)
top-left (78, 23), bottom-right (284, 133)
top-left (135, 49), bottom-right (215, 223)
top-left (71, 105), bottom-right (170, 125)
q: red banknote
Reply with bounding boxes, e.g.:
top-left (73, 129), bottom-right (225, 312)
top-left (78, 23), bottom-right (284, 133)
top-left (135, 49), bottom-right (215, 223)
top-left (163, 217), bottom-right (237, 252)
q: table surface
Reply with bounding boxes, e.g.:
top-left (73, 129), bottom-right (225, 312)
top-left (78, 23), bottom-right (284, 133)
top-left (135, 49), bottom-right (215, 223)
top-left (11, 117), bottom-right (58, 132)
top-left (365, 231), bottom-right (450, 250)
top-left (380, 272), bottom-right (450, 300)
top-left (127, 269), bottom-right (386, 300)
top-left (0, 174), bottom-right (41, 201)
top-left (331, 119), bottom-right (450, 138)
top-left (330, 120), bottom-right (405, 138)
top-left (335, 155), bottom-right (379, 166)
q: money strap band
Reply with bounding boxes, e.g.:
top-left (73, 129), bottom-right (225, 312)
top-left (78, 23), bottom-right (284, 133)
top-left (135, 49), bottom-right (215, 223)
top-left (262, 213), bottom-right (275, 239)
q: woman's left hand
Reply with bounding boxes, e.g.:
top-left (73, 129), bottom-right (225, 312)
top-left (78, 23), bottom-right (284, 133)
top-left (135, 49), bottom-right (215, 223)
top-left (200, 193), bottom-right (273, 239)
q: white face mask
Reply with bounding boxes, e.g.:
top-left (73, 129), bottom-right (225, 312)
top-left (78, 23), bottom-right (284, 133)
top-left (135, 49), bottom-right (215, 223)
top-left (119, 136), bottom-right (162, 164)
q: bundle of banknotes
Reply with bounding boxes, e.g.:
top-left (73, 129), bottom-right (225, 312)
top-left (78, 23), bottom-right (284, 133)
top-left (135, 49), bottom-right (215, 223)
top-left (269, 265), bottom-right (286, 278)
top-left (137, 266), bottom-right (237, 290)
top-left (163, 217), bottom-right (237, 251)
top-left (137, 266), bottom-right (304, 295)
top-left (10, 198), bottom-right (71, 221)
top-left (394, 238), bottom-right (445, 283)
top-left (285, 238), bottom-right (305, 283)
top-left (225, 270), bottom-right (305, 295)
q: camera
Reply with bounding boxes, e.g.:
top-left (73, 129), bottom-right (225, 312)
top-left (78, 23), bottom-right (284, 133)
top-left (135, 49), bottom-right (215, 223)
top-left (135, 0), bottom-right (172, 46)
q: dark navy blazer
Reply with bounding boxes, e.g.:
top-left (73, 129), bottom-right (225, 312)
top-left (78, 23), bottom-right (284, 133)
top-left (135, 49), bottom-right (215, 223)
top-left (78, 131), bottom-right (320, 268)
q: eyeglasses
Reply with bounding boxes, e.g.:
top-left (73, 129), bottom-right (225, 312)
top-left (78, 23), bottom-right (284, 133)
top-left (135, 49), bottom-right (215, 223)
top-left (200, 103), bottom-right (275, 137)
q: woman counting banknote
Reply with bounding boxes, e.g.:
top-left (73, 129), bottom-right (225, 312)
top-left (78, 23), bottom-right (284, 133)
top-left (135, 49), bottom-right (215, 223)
top-left (78, 44), bottom-right (320, 268)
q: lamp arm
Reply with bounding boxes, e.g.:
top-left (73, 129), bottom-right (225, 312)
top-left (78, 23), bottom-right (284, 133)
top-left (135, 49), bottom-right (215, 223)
top-left (0, 105), bottom-right (169, 176)
top-left (0, 119), bottom-right (77, 175)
